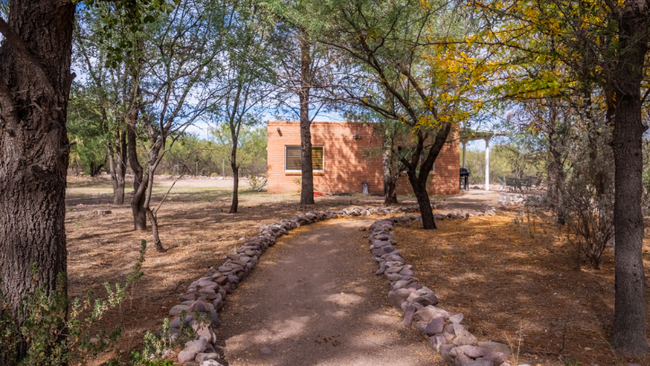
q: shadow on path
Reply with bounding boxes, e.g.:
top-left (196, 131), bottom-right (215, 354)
top-left (216, 217), bottom-right (443, 366)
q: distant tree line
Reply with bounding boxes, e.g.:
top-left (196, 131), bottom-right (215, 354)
top-left (68, 128), bottom-right (268, 178)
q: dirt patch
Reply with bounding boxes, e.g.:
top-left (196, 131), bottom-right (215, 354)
top-left (216, 217), bottom-right (443, 366)
top-left (393, 209), bottom-right (650, 366)
top-left (65, 178), bottom-right (418, 363)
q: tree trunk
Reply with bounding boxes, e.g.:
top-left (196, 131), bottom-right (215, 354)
top-left (127, 122), bottom-right (147, 230)
top-left (299, 32), bottom-right (314, 205)
top-left (408, 170), bottom-right (435, 229)
top-left (382, 138), bottom-right (398, 205)
top-left (108, 131), bottom-right (127, 205)
top-left (230, 163), bottom-right (239, 214)
top-left (547, 104), bottom-right (566, 225)
top-left (0, 0), bottom-right (75, 361)
top-left (611, 8), bottom-right (650, 356)
top-left (400, 124), bottom-right (451, 230)
top-left (89, 160), bottom-right (105, 177)
top-left (384, 179), bottom-right (398, 205)
top-left (125, 81), bottom-right (146, 230)
top-left (147, 207), bottom-right (165, 252)
top-left (116, 131), bottom-right (127, 204)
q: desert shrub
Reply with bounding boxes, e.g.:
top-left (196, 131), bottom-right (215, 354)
top-left (248, 174), bottom-right (266, 191)
top-left (0, 241), bottom-right (147, 366)
top-left (564, 176), bottom-right (614, 269)
top-left (562, 121), bottom-right (614, 270)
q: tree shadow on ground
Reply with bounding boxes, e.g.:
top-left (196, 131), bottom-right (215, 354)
top-left (215, 218), bottom-right (442, 366)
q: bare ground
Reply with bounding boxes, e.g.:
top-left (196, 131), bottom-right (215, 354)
top-left (65, 176), bottom-right (418, 363)
top-left (394, 209), bottom-right (650, 366)
top-left (216, 217), bottom-right (443, 366)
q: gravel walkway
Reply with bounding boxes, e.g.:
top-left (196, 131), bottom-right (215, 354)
top-left (216, 217), bottom-right (442, 366)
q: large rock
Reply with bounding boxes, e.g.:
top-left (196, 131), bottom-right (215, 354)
top-left (440, 344), bottom-right (456, 364)
top-left (453, 329), bottom-right (478, 346)
top-left (403, 305), bottom-right (418, 327)
top-left (423, 317), bottom-right (446, 335)
top-left (407, 289), bottom-right (438, 307)
top-left (178, 338), bottom-right (208, 363)
top-left (449, 313), bottom-right (464, 324)
top-left (195, 353), bottom-right (219, 363)
top-left (481, 351), bottom-right (507, 365)
top-left (169, 304), bottom-right (191, 317)
top-left (455, 345), bottom-right (490, 358)
top-left (413, 306), bottom-right (450, 323)
top-left (388, 288), bottom-right (412, 309)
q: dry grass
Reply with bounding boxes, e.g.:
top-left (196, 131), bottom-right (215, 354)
top-left (65, 177), bottom-right (406, 363)
top-left (394, 208), bottom-right (650, 366)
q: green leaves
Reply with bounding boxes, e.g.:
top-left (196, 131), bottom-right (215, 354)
top-left (80, 0), bottom-right (179, 70)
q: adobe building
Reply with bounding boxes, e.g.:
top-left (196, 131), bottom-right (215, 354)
top-left (266, 121), bottom-right (460, 195)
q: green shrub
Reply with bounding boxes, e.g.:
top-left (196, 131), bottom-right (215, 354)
top-left (0, 240), bottom-right (147, 366)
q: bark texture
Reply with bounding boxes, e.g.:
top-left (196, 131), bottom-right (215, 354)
top-left (611, 5), bottom-right (650, 356)
top-left (382, 136), bottom-right (398, 205)
top-left (125, 81), bottom-right (147, 230)
top-left (0, 0), bottom-right (75, 360)
top-left (108, 130), bottom-right (127, 205)
top-left (299, 34), bottom-right (314, 205)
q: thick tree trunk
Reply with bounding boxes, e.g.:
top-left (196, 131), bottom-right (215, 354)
top-left (611, 8), bottom-right (650, 356)
top-left (299, 33), bottom-right (314, 205)
top-left (0, 0), bottom-right (75, 361)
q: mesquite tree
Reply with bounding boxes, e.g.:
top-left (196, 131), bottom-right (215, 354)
top-left (310, 0), bottom-right (479, 229)
top-left (259, 0), bottom-right (336, 204)
top-left (472, 0), bottom-right (650, 354)
top-left (209, 10), bottom-right (275, 213)
top-left (127, 0), bottom-right (226, 251)
top-left (71, 6), bottom-right (137, 204)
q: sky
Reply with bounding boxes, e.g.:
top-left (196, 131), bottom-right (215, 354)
top-left (186, 109), bottom-right (493, 151)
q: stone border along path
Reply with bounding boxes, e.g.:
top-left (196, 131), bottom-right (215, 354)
top-left (157, 204), bottom-right (501, 366)
top-left (369, 208), bottom-right (514, 366)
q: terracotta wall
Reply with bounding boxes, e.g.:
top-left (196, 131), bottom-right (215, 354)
top-left (267, 121), bottom-right (460, 195)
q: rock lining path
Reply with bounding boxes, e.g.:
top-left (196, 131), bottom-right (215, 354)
top-left (216, 217), bottom-right (443, 366)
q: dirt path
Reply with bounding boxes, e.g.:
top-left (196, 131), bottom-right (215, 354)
top-left (216, 217), bottom-right (442, 366)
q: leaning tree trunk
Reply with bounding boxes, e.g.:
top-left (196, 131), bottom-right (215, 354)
top-left (0, 0), bottom-right (75, 362)
top-left (142, 171), bottom-right (165, 252)
top-left (407, 170), bottom-right (436, 229)
top-left (611, 8), bottom-right (650, 356)
top-left (126, 91), bottom-right (146, 230)
top-left (299, 33), bottom-right (314, 205)
top-left (401, 124), bottom-right (451, 230)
